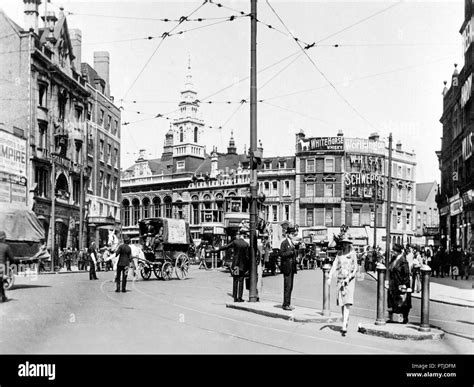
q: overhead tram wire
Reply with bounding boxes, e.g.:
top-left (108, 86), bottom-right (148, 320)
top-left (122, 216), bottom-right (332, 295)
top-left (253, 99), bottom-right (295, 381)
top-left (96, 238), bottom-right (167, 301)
top-left (261, 54), bottom-right (457, 102)
top-left (265, 0), bottom-right (378, 131)
top-left (82, 15), bottom-right (248, 47)
top-left (66, 11), bottom-right (243, 22)
top-left (121, 0), bottom-right (209, 102)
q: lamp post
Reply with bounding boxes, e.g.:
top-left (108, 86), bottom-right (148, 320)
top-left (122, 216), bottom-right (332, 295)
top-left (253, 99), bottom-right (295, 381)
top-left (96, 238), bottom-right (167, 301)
top-left (384, 133), bottom-right (393, 315)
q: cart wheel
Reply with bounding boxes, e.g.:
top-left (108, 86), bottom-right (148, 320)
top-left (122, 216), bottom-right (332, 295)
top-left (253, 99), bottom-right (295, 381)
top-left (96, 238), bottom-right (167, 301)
top-left (175, 253), bottom-right (189, 280)
top-left (3, 267), bottom-right (14, 290)
top-left (153, 263), bottom-right (162, 279)
top-left (161, 261), bottom-right (173, 281)
top-left (140, 264), bottom-right (152, 280)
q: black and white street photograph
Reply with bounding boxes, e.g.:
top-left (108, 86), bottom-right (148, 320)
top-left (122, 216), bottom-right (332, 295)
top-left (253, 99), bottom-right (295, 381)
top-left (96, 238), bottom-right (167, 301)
top-left (0, 0), bottom-right (472, 384)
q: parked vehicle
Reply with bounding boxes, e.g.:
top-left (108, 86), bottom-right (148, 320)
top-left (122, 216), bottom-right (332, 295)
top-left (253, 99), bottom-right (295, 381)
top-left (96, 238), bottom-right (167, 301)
top-left (1, 206), bottom-right (50, 290)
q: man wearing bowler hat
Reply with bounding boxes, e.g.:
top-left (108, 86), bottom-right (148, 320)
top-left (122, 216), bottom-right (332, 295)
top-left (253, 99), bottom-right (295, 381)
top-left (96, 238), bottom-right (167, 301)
top-left (216, 228), bottom-right (250, 302)
top-left (387, 243), bottom-right (412, 323)
top-left (280, 225), bottom-right (298, 311)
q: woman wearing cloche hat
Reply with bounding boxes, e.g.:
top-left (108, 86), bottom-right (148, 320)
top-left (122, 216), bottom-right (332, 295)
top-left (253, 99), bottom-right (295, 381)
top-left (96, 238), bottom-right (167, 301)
top-left (327, 234), bottom-right (358, 336)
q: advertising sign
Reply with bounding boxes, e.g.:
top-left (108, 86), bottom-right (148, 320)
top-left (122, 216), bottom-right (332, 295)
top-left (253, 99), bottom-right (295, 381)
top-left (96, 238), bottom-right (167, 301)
top-left (345, 138), bottom-right (386, 155)
top-left (344, 172), bottom-right (384, 200)
top-left (461, 74), bottom-right (472, 108)
top-left (298, 136), bottom-right (344, 152)
top-left (0, 130), bottom-right (27, 177)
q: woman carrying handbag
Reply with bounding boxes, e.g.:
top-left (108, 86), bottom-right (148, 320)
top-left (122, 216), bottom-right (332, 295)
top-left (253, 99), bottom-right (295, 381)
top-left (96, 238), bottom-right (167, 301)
top-left (327, 236), bottom-right (358, 336)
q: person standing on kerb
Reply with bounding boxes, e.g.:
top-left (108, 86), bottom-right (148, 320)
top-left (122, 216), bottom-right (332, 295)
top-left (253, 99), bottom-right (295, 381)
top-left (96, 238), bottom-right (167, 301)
top-left (215, 228), bottom-right (250, 302)
top-left (280, 226), bottom-right (298, 311)
top-left (327, 236), bottom-right (358, 336)
top-left (0, 231), bottom-right (13, 302)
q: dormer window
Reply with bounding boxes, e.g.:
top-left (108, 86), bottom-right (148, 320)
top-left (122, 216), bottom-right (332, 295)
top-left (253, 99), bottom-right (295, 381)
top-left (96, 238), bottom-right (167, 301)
top-left (278, 160), bottom-right (286, 169)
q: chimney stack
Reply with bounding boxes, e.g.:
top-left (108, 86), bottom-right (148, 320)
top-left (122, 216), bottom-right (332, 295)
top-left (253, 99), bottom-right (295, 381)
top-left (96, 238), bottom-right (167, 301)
top-left (368, 132), bottom-right (380, 141)
top-left (94, 51), bottom-right (110, 97)
top-left (337, 129), bottom-right (344, 137)
top-left (70, 29), bottom-right (82, 69)
top-left (23, 0), bottom-right (42, 34)
top-left (396, 141), bottom-right (402, 151)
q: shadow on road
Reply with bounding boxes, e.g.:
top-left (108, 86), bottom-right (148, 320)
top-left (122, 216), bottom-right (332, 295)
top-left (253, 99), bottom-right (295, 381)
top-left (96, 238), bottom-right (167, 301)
top-left (319, 324), bottom-right (343, 333)
top-left (10, 285), bottom-right (51, 290)
top-left (456, 320), bottom-right (474, 325)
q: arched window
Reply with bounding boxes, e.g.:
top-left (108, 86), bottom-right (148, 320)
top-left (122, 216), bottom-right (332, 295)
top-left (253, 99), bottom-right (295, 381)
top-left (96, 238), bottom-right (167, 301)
top-left (142, 197), bottom-right (150, 219)
top-left (122, 199), bottom-right (130, 227)
top-left (191, 195), bottom-right (199, 225)
top-left (180, 127), bottom-right (184, 142)
top-left (202, 194), bottom-right (212, 222)
top-left (55, 173), bottom-right (69, 199)
top-left (194, 127), bottom-right (198, 143)
top-left (176, 200), bottom-right (184, 219)
top-left (132, 198), bottom-right (140, 225)
top-left (164, 196), bottom-right (172, 218)
top-left (152, 197), bottom-right (161, 217)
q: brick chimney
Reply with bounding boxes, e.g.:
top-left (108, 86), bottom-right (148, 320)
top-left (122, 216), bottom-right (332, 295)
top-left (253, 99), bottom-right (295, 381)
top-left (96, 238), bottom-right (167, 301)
top-left (396, 141), bottom-right (402, 151)
top-left (368, 132), bottom-right (380, 141)
top-left (70, 29), bottom-right (82, 69)
top-left (23, 0), bottom-right (42, 34)
top-left (94, 51), bottom-right (110, 97)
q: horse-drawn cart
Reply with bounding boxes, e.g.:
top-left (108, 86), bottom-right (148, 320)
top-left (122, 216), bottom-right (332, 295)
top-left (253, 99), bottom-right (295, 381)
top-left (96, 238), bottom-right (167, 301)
top-left (1, 206), bottom-right (50, 290)
top-left (137, 217), bottom-right (192, 280)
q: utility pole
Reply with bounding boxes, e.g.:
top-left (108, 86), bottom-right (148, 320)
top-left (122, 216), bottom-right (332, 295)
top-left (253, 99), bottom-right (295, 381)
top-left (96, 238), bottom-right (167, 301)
top-left (385, 134), bottom-right (393, 269)
top-left (248, 0), bottom-right (258, 302)
top-left (373, 178), bottom-right (377, 251)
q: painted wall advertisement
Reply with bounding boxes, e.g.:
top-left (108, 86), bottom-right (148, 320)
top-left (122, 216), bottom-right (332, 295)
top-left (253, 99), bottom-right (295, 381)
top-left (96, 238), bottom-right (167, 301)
top-left (344, 138), bottom-right (386, 155)
top-left (0, 130), bottom-right (27, 204)
top-left (298, 136), bottom-right (344, 152)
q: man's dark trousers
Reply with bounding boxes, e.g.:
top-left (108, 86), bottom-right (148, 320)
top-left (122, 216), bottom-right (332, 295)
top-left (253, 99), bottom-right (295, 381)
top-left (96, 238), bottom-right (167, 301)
top-left (232, 274), bottom-right (244, 301)
top-left (283, 272), bottom-right (294, 307)
top-left (116, 265), bottom-right (128, 292)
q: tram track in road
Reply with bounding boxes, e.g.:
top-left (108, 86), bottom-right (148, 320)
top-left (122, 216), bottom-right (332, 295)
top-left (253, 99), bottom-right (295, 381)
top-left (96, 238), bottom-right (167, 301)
top-left (127, 279), bottom-right (406, 354)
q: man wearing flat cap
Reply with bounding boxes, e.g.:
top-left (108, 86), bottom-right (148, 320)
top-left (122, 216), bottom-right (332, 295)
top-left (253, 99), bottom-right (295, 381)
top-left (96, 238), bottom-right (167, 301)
top-left (0, 230), bottom-right (13, 302)
top-left (280, 226), bottom-right (298, 311)
top-left (387, 243), bottom-right (412, 323)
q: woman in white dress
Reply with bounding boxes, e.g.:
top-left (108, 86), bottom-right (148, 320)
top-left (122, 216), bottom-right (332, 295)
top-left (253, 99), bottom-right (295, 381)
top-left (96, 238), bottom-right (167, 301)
top-left (327, 236), bottom-right (358, 336)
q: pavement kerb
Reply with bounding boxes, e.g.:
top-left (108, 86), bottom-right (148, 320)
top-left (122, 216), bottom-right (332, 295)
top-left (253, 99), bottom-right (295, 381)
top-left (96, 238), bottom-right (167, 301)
top-left (357, 322), bottom-right (445, 341)
top-left (366, 271), bottom-right (473, 309)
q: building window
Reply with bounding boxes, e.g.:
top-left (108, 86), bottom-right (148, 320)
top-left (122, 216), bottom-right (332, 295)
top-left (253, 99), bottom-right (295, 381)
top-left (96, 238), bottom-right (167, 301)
top-left (100, 140), bottom-right (104, 160)
top-left (105, 174), bottom-right (110, 199)
top-left (179, 127), bottom-right (184, 142)
top-left (283, 181), bottom-right (290, 196)
top-left (272, 205), bottom-right (278, 222)
top-left (194, 127), bottom-right (198, 143)
top-left (397, 187), bottom-right (402, 202)
top-left (306, 159), bottom-right (315, 173)
top-left (34, 167), bottom-right (49, 198)
top-left (278, 160), bottom-right (286, 169)
top-left (122, 199), bottom-right (130, 227)
top-left (112, 177), bottom-right (117, 201)
top-left (87, 102), bottom-right (92, 120)
top-left (352, 208), bottom-right (360, 226)
top-left (264, 161), bottom-right (271, 170)
top-left (272, 181), bottom-right (278, 196)
top-left (99, 109), bottom-right (104, 126)
top-left (191, 195), bottom-right (199, 224)
top-left (324, 184), bottom-right (334, 197)
top-left (264, 182), bottom-right (270, 195)
top-left (38, 124), bottom-right (47, 149)
top-left (99, 171), bottom-right (104, 197)
top-left (107, 144), bottom-right (112, 164)
top-left (132, 198), bottom-right (140, 225)
top-left (407, 167), bottom-right (411, 179)
top-left (306, 208), bottom-right (313, 226)
top-left (38, 83), bottom-right (47, 108)
top-left (325, 208), bottom-right (334, 227)
top-left (177, 161), bottom-right (185, 170)
top-left (106, 115), bottom-right (111, 130)
top-left (142, 197), bottom-right (150, 219)
top-left (112, 120), bottom-right (118, 135)
top-left (306, 184), bottom-right (314, 197)
top-left (114, 148), bottom-right (118, 168)
top-left (284, 205), bottom-right (290, 221)
top-left (153, 197), bottom-right (161, 218)
top-left (397, 165), bottom-right (402, 177)
top-left (324, 157), bottom-right (334, 173)
top-left (417, 211), bottom-right (421, 229)
top-left (164, 196), bottom-right (172, 218)
top-left (72, 179), bottom-right (80, 204)
top-left (406, 212), bottom-right (411, 227)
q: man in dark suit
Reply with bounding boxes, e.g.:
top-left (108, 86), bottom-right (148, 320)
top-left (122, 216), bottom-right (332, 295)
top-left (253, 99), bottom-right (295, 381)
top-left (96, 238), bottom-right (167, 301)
top-left (217, 230), bottom-right (250, 302)
top-left (114, 236), bottom-right (132, 293)
top-left (280, 227), bottom-right (297, 311)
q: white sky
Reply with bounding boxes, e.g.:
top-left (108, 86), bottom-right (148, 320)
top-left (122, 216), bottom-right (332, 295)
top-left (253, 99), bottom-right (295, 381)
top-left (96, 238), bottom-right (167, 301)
top-left (0, 0), bottom-right (464, 182)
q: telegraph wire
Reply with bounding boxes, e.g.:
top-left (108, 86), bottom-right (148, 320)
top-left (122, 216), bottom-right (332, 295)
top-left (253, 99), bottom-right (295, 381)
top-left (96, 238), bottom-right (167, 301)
top-left (121, 0), bottom-right (208, 101)
top-left (67, 11), bottom-right (243, 22)
top-left (265, 0), bottom-right (377, 130)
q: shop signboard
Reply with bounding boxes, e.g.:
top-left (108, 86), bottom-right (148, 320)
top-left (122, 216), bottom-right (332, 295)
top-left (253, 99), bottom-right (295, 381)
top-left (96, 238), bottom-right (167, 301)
top-left (345, 138), bottom-right (385, 155)
top-left (0, 129), bottom-right (26, 177)
top-left (450, 199), bottom-right (463, 216)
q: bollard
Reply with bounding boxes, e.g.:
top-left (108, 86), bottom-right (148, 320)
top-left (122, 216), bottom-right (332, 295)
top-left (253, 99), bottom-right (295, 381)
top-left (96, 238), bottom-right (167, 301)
top-left (322, 263), bottom-right (331, 316)
top-left (375, 262), bottom-right (387, 325)
top-left (419, 265), bottom-right (431, 332)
